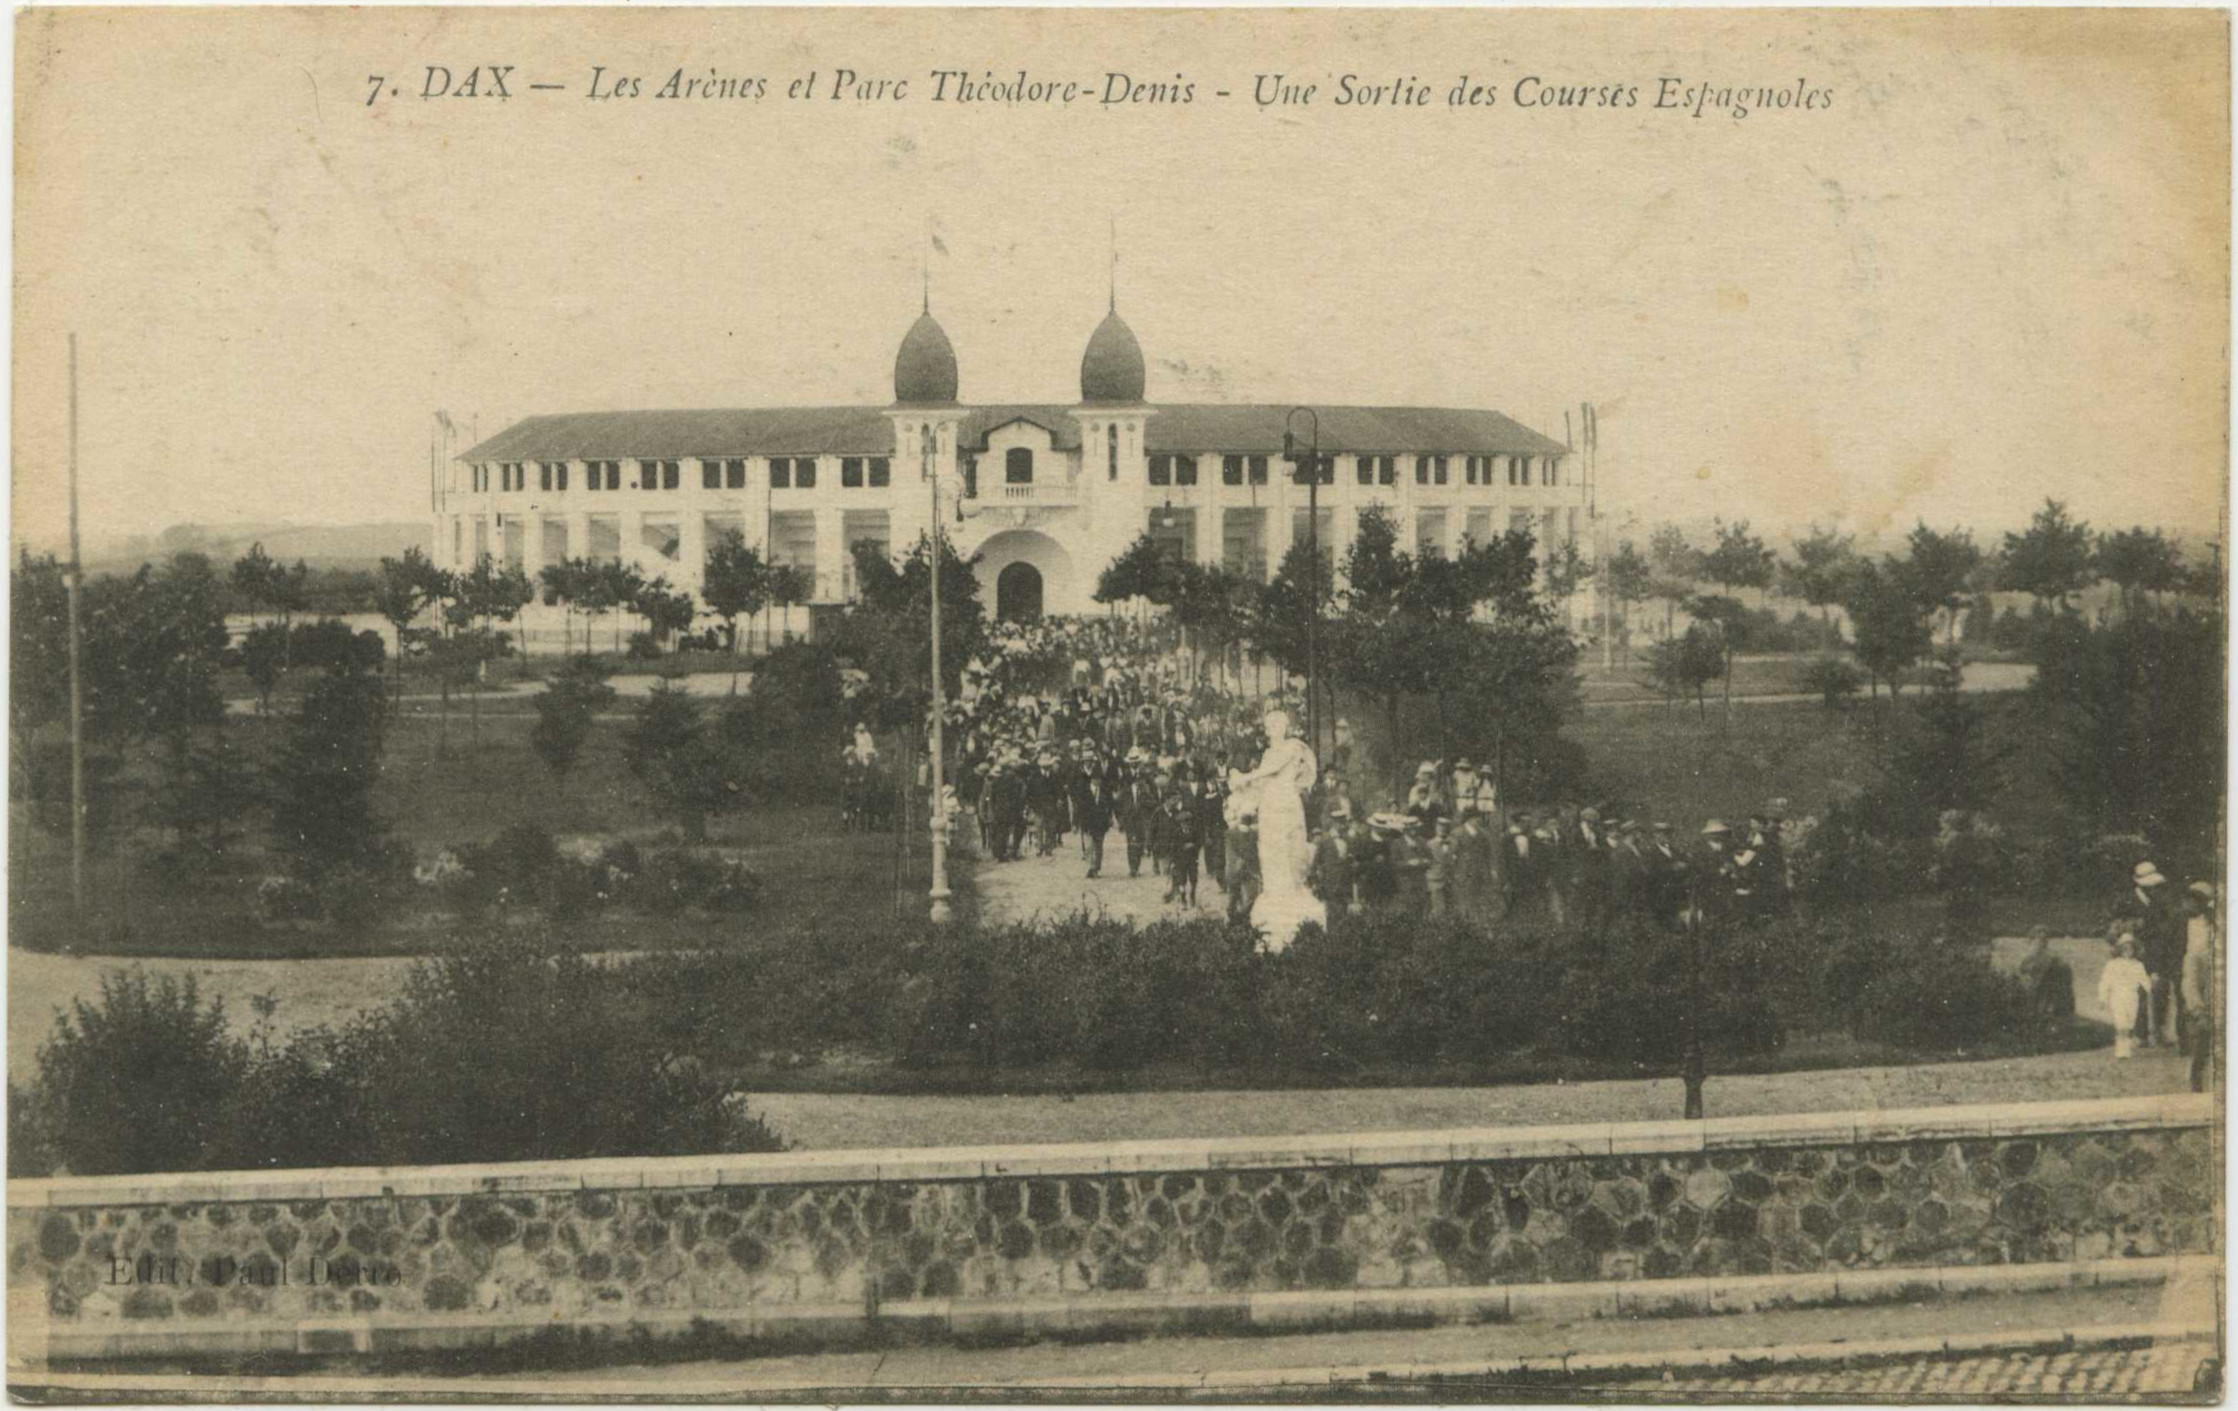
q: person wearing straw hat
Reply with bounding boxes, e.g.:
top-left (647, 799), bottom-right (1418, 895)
top-left (2113, 860), bottom-right (2182, 1047)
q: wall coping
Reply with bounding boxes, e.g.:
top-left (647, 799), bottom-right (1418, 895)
top-left (9, 1092), bottom-right (2212, 1211)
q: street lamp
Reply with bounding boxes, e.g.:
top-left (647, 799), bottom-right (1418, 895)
top-left (1282, 407), bottom-right (1322, 772)
top-left (925, 422), bottom-right (953, 925)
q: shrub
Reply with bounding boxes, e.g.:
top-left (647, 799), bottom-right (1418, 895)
top-left (21, 971), bottom-right (246, 1175)
top-left (1801, 655), bottom-right (1864, 708)
top-left (1849, 937), bottom-right (2039, 1051)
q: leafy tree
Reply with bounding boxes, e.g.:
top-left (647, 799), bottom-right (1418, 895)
top-left (1780, 524), bottom-right (1858, 635)
top-left (765, 563), bottom-right (811, 645)
top-left (10, 552), bottom-right (71, 745)
top-left (530, 656), bottom-right (616, 792)
top-left (2031, 606), bottom-right (2223, 873)
top-left (21, 972), bottom-right (246, 1176)
top-left (268, 668), bottom-right (389, 880)
top-left (701, 532), bottom-right (769, 684)
top-left (1801, 655), bottom-right (1865, 709)
top-left (1685, 592), bottom-right (1751, 709)
top-left (150, 732), bottom-right (257, 857)
top-left (374, 548), bottom-right (441, 695)
top-left (290, 619), bottom-right (386, 677)
top-left (1645, 624), bottom-right (1723, 715)
top-left (2095, 526), bottom-right (2183, 616)
top-left (1645, 524), bottom-right (1701, 639)
top-left (1897, 523), bottom-right (1982, 644)
top-left (1999, 499), bottom-right (2096, 611)
top-left (832, 533), bottom-right (987, 739)
top-left (230, 542), bottom-right (280, 625)
top-left (1543, 539), bottom-right (1594, 609)
top-left (623, 682), bottom-right (742, 841)
top-left (1845, 558), bottom-right (1933, 698)
top-left (1094, 531), bottom-right (1179, 611)
top-left (633, 577), bottom-right (699, 652)
top-left (1701, 519), bottom-right (1776, 606)
top-left (239, 622), bottom-right (289, 716)
top-left (1602, 539), bottom-right (1652, 661)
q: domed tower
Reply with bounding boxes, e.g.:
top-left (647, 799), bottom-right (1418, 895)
top-left (886, 300), bottom-right (968, 548)
top-left (1073, 296), bottom-right (1151, 520)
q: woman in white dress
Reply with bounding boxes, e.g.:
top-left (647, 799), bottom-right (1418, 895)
top-left (1228, 709), bottom-right (1325, 951)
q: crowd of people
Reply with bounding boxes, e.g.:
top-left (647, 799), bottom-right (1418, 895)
top-left (933, 614), bottom-right (1802, 930)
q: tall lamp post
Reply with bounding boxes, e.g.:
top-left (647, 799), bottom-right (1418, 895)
top-left (1282, 408), bottom-right (1321, 769)
top-left (925, 423), bottom-right (953, 925)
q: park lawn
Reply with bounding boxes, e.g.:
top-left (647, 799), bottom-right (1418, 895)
top-left (9, 709), bottom-right (952, 960)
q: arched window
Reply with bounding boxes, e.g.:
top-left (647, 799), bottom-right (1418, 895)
top-left (1107, 424), bottom-right (1119, 481)
top-left (1006, 447), bottom-right (1034, 484)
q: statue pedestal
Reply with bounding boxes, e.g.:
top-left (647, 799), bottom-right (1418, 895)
top-left (1251, 885), bottom-right (1326, 955)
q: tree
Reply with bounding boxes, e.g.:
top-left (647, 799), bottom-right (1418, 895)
top-left (1780, 524), bottom-right (1858, 635)
top-left (1897, 523), bottom-right (1982, 644)
top-left (1645, 524), bottom-right (1701, 640)
top-left (1701, 519), bottom-right (1776, 607)
top-left (268, 668), bottom-right (389, 880)
top-left (1845, 558), bottom-right (1933, 698)
top-left (1685, 593), bottom-right (1753, 709)
top-left (1999, 499), bottom-right (2096, 612)
top-left (765, 563), bottom-right (811, 645)
top-left (150, 732), bottom-right (256, 858)
top-left (831, 532), bottom-right (987, 737)
top-left (230, 542), bottom-right (280, 626)
top-left (1602, 540), bottom-right (1652, 662)
top-left (239, 622), bottom-right (289, 716)
top-left (374, 549), bottom-right (440, 696)
top-left (623, 682), bottom-right (742, 842)
top-left (632, 577), bottom-right (699, 654)
top-left (2031, 606), bottom-right (2223, 874)
top-left (530, 656), bottom-right (616, 792)
top-left (1543, 539), bottom-right (1594, 611)
top-left (1645, 624), bottom-right (1723, 715)
top-left (2095, 526), bottom-right (2183, 616)
top-left (701, 532), bottom-right (769, 686)
top-left (1094, 531), bottom-right (1177, 613)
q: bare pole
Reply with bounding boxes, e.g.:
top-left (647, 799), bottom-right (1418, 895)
top-left (66, 333), bottom-right (86, 928)
top-left (926, 422), bottom-right (953, 925)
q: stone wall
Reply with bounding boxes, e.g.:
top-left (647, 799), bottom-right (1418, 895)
top-left (7, 1094), bottom-right (2214, 1361)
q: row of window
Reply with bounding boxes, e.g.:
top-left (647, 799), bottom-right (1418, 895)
top-left (469, 450), bottom-right (1555, 496)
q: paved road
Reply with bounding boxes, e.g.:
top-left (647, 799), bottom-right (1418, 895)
top-left (1626, 1343), bottom-right (2217, 1398)
top-left (407, 1277), bottom-right (2204, 1395)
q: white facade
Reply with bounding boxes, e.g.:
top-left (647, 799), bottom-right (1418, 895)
top-left (437, 311), bottom-right (1595, 629)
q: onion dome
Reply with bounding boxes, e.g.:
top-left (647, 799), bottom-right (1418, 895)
top-left (1079, 308), bottom-right (1147, 404)
top-left (894, 310), bottom-right (959, 406)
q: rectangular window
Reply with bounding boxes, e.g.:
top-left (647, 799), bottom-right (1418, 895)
top-left (1415, 456), bottom-right (1431, 486)
top-left (725, 458), bottom-right (746, 489)
top-left (1465, 508), bottom-right (1493, 547)
top-left (1316, 455), bottom-right (1334, 485)
top-left (702, 459), bottom-right (722, 490)
top-left (665, 460), bottom-right (680, 490)
top-left (639, 459), bottom-right (661, 492)
top-left (1378, 455), bottom-right (1396, 486)
top-left (1222, 454), bottom-right (1244, 486)
top-left (540, 462), bottom-right (553, 492)
top-left (1174, 454), bottom-right (1198, 487)
top-left (1356, 455), bottom-right (1375, 487)
top-left (771, 458), bottom-right (792, 489)
top-left (869, 456), bottom-right (890, 488)
top-left (841, 457), bottom-right (864, 488)
top-left (1249, 454), bottom-right (1269, 485)
top-left (794, 457), bottom-right (817, 489)
top-left (1433, 455), bottom-right (1450, 486)
top-left (1417, 509), bottom-right (1448, 560)
top-left (1291, 507), bottom-right (1334, 570)
top-left (1148, 454), bottom-right (1171, 487)
top-left (1508, 456), bottom-right (1527, 487)
top-left (1543, 459), bottom-right (1559, 487)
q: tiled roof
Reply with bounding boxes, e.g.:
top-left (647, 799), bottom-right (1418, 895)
top-left (459, 404), bottom-right (1567, 463)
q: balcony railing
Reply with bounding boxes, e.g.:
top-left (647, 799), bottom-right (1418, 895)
top-left (976, 480), bottom-right (1078, 507)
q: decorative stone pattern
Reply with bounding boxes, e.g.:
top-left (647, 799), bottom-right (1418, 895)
top-left (8, 1111), bottom-right (2214, 1335)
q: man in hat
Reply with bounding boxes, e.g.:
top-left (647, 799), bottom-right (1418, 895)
top-left (1075, 754), bottom-right (1114, 879)
top-left (2114, 861), bottom-right (2183, 1047)
top-left (1120, 755), bottom-right (1161, 878)
top-left (1606, 816), bottom-right (1648, 920)
top-left (1569, 806), bottom-right (1612, 928)
top-left (1452, 804), bottom-right (1499, 920)
top-left (2183, 882), bottom-right (2217, 1092)
top-left (1503, 809), bottom-right (1539, 919)
top-left (1644, 822), bottom-right (1689, 930)
top-left (1404, 762), bottom-right (1447, 827)
top-left (1696, 820), bottom-right (1736, 925)
top-left (1388, 815), bottom-right (1432, 918)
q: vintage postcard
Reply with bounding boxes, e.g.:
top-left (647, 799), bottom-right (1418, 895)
top-left (6, 4), bottom-right (2228, 1401)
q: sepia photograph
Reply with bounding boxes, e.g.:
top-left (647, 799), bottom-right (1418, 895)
top-left (4, 4), bottom-right (2228, 1400)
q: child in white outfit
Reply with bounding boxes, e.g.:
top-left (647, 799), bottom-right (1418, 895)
top-left (2099, 934), bottom-right (2152, 1060)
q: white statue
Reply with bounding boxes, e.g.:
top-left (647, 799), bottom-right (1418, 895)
top-left (1228, 708), bottom-right (1326, 952)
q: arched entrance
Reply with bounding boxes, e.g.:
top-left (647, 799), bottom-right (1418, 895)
top-left (996, 561), bottom-right (1044, 621)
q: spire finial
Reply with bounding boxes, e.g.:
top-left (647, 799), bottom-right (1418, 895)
top-left (922, 215), bottom-right (932, 314)
top-left (1108, 213), bottom-right (1118, 312)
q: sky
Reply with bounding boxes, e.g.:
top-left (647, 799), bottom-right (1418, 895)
top-left (12, 7), bottom-right (2229, 555)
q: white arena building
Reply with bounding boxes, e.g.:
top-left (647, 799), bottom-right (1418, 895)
top-left (440, 298), bottom-right (1595, 635)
